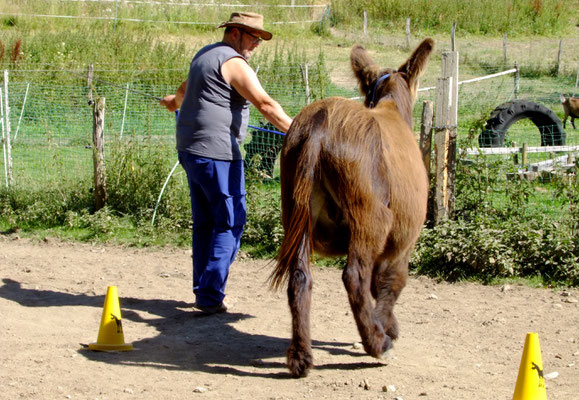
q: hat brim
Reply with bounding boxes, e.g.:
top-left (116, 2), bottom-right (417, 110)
top-left (217, 23), bottom-right (273, 41)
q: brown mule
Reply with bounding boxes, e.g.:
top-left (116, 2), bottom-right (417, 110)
top-left (270, 38), bottom-right (434, 378)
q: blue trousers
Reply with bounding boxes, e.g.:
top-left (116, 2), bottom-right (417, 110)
top-left (178, 152), bottom-right (246, 307)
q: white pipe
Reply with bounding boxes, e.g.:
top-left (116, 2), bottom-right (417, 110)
top-left (120, 83), bottom-right (129, 138)
top-left (0, 87), bottom-right (7, 188)
top-left (3, 70), bottom-right (12, 188)
top-left (13, 82), bottom-right (29, 141)
top-left (151, 160), bottom-right (180, 226)
top-left (350, 67), bottom-right (519, 100)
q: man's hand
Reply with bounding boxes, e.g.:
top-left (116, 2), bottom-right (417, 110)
top-left (160, 80), bottom-right (187, 113)
top-left (160, 95), bottom-right (179, 112)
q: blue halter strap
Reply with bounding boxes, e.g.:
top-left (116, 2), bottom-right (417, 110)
top-left (369, 73), bottom-right (391, 108)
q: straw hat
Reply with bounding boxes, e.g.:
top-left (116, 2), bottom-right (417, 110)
top-left (217, 12), bottom-right (273, 41)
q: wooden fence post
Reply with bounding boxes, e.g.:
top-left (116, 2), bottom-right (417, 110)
top-left (451, 22), bottom-right (456, 51)
top-left (363, 11), bottom-right (367, 37)
top-left (420, 100), bottom-right (434, 174)
top-left (443, 51), bottom-right (458, 219)
top-left (574, 63), bottom-right (579, 97)
top-left (512, 142), bottom-right (519, 165)
top-left (521, 142), bottom-right (528, 166)
top-left (556, 39), bottom-right (563, 76)
top-left (514, 62), bottom-right (520, 99)
top-left (405, 18), bottom-right (411, 49)
top-left (434, 51), bottom-right (459, 224)
top-left (420, 100), bottom-right (435, 222)
top-left (300, 63), bottom-right (311, 105)
top-left (87, 64), bottom-right (94, 106)
top-left (93, 97), bottom-right (107, 210)
top-left (434, 76), bottom-right (451, 223)
top-left (503, 33), bottom-right (508, 64)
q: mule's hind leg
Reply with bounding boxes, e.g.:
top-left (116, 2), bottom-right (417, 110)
top-left (372, 255), bottom-right (409, 341)
top-left (342, 253), bottom-right (391, 358)
top-left (286, 237), bottom-right (314, 377)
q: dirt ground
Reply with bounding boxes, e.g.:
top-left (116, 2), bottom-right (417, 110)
top-left (1, 236), bottom-right (578, 400)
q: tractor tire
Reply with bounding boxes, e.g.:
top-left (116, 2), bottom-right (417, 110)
top-left (479, 100), bottom-right (566, 147)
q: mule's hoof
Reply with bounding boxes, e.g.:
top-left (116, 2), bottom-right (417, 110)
top-left (287, 347), bottom-right (313, 378)
top-left (381, 335), bottom-right (393, 354)
top-left (367, 334), bottom-right (393, 359)
top-left (379, 339), bottom-right (394, 360)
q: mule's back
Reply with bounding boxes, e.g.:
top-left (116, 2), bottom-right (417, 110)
top-left (272, 38), bottom-right (434, 378)
top-left (282, 95), bottom-right (427, 259)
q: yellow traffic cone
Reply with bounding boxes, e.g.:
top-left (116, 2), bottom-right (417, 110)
top-left (513, 332), bottom-right (547, 400)
top-left (88, 286), bottom-right (133, 351)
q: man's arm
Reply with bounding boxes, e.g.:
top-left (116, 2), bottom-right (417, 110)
top-left (160, 80), bottom-right (187, 112)
top-left (222, 57), bottom-right (293, 133)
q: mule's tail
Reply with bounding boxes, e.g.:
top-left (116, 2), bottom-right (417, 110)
top-left (269, 115), bottom-right (324, 291)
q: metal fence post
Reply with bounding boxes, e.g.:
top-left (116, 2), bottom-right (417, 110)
top-left (2, 70), bottom-right (13, 188)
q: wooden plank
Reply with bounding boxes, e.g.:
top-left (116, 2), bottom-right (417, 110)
top-left (442, 52), bottom-right (458, 219)
top-left (434, 76), bottom-right (451, 223)
top-left (465, 145), bottom-right (579, 155)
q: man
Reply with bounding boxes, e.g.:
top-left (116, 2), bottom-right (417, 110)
top-left (160, 12), bottom-right (293, 314)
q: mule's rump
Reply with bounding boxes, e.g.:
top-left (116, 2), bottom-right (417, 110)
top-left (274, 95), bottom-right (428, 285)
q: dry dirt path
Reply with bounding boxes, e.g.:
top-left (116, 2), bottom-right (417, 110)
top-left (1, 237), bottom-right (578, 399)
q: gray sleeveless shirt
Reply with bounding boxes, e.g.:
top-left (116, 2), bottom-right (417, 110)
top-left (176, 42), bottom-right (250, 161)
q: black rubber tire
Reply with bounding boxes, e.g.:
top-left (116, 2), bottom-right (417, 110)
top-left (479, 100), bottom-right (566, 147)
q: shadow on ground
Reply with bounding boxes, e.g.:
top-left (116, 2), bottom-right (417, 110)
top-left (0, 278), bottom-right (385, 378)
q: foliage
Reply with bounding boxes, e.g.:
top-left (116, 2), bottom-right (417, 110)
top-left (242, 170), bottom-right (284, 258)
top-left (0, 180), bottom-right (93, 229)
top-left (412, 219), bottom-right (517, 282)
top-left (412, 154), bottom-right (579, 287)
top-left (105, 137), bottom-right (189, 228)
top-left (330, 0), bottom-right (574, 36)
top-left (0, 28), bottom-right (191, 85)
top-left (412, 216), bottom-right (579, 286)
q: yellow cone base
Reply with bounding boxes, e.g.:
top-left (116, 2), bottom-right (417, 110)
top-left (88, 286), bottom-right (133, 352)
top-left (513, 332), bottom-right (547, 400)
top-left (88, 342), bottom-right (133, 352)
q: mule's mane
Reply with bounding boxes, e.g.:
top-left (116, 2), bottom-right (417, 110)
top-left (372, 72), bottom-right (415, 128)
top-left (351, 38), bottom-right (434, 129)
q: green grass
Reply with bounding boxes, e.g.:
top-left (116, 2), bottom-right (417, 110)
top-left (1, 0), bottom-right (579, 286)
top-left (331, 0), bottom-right (576, 36)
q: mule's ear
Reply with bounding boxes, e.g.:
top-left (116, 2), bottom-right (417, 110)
top-left (397, 38), bottom-right (434, 89)
top-left (351, 44), bottom-right (380, 95)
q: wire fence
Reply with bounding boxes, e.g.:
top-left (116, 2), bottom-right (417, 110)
top-left (1, 63), bottom-right (578, 191)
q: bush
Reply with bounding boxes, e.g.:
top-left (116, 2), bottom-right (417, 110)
top-left (0, 180), bottom-right (92, 229)
top-left (412, 219), bottom-right (517, 282)
top-left (106, 137), bottom-right (190, 228)
top-left (243, 171), bottom-right (284, 257)
top-left (412, 153), bottom-right (579, 287)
